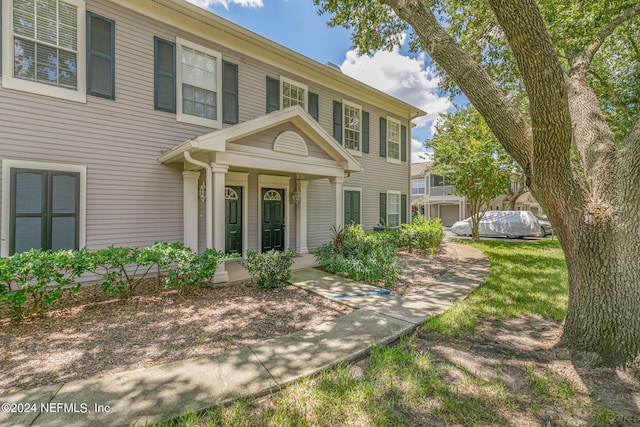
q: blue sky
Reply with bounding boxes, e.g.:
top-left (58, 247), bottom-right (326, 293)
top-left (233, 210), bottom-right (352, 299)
top-left (186, 0), bottom-right (454, 161)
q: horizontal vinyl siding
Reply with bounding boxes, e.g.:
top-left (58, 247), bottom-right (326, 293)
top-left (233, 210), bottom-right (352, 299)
top-left (0, 0), bottom-right (410, 253)
top-left (307, 179), bottom-right (334, 251)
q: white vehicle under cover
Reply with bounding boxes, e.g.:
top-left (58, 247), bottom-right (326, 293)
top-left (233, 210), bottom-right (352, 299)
top-left (451, 210), bottom-right (545, 238)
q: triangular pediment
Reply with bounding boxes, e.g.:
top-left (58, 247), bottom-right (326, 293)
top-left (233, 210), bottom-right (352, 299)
top-left (159, 106), bottom-right (362, 174)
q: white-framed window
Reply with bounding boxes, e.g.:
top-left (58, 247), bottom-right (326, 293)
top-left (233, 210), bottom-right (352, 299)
top-left (343, 100), bottom-right (362, 154)
top-left (280, 76), bottom-right (307, 109)
top-left (2, 0), bottom-right (87, 102)
top-left (412, 179), bottom-right (425, 195)
top-left (387, 190), bottom-right (401, 227)
top-left (1, 159), bottom-right (87, 257)
top-left (176, 37), bottom-right (222, 128)
top-left (387, 116), bottom-right (401, 163)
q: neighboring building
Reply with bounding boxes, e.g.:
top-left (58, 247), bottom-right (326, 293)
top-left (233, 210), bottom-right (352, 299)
top-left (0, 0), bottom-right (424, 282)
top-left (412, 161), bottom-right (542, 226)
top-left (411, 161), bottom-right (467, 226)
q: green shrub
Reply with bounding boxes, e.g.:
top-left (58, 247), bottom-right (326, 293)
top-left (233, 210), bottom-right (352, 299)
top-left (0, 249), bottom-right (87, 320)
top-left (398, 216), bottom-right (445, 255)
top-left (89, 245), bottom-right (164, 298)
top-left (243, 250), bottom-right (295, 289)
top-left (315, 224), bottom-right (398, 287)
top-left (156, 242), bottom-right (226, 294)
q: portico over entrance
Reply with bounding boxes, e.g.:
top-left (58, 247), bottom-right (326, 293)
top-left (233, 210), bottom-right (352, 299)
top-left (159, 106), bottom-right (363, 283)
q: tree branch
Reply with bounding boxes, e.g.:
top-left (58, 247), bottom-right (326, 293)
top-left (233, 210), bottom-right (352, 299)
top-left (616, 116), bottom-right (640, 210)
top-left (486, 0), bottom-right (582, 212)
top-left (382, 0), bottom-right (533, 171)
top-left (588, 70), bottom-right (632, 116)
top-left (571, 3), bottom-right (640, 78)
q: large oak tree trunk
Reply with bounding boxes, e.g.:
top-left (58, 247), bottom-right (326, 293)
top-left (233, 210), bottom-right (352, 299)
top-left (559, 221), bottom-right (640, 366)
top-left (381, 0), bottom-right (640, 365)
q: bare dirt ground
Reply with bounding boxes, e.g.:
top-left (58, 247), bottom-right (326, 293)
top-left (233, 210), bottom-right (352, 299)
top-left (0, 280), bottom-right (352, 394)
top-left (411, 317), bottom-right (640, 425)
top-left (0, 247), bottom-right (455, 395)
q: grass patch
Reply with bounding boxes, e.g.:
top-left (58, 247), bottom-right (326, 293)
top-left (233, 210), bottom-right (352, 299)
top-left (424, 239), bottom-right (568, 336)
top-left (153, 239), bottom-right (639, 426)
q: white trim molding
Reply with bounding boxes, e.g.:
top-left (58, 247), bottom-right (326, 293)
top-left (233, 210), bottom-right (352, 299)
top-left (2, 0), bottom-right (87, 103)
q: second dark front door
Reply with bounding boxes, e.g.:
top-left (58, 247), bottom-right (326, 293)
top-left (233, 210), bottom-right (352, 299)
top-left (262, 188), bottom-right (284, 252)
top-left (225, 186), bottom-right (242, 255)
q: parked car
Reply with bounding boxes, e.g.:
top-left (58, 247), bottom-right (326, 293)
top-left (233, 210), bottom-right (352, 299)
top-left (537, 218), bottom-right (554, 236)
top-left (451, 211), bottom-right (546, 238)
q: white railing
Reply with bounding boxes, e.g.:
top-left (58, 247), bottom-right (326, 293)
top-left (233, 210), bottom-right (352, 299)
top-left (428, 185), bottom-right (455, 196)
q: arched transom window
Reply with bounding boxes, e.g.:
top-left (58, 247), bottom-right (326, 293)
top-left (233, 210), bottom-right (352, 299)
top-left (225, 187), bottom-right (239, 200)
top-left (263, 189), bottom-right (282, 201)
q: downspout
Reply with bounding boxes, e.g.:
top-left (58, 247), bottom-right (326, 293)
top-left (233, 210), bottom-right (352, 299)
top-left (184, 151), bottom-right (213, 249)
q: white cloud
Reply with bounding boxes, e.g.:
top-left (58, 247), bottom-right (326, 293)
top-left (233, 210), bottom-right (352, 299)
top-left (340, 45), bottom-right (452, 148)
top-left (412, 139), bottom-right (432, 163)
top-left (186, 0), bottom-right (263, 9)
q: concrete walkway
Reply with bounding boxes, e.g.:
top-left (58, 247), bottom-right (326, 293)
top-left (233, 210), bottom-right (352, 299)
top-left (0, 242), bottom-right (490, 427)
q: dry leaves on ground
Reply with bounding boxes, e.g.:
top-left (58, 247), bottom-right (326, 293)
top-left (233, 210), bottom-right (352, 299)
top-left (0, 248), bottom-right (456, 395)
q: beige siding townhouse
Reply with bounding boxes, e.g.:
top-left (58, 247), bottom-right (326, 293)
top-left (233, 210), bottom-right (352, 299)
top-left (0, 0), bottom-right (424, 282)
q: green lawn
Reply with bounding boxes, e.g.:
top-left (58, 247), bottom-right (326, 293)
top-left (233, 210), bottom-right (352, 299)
top-left (154, 239), bottom-right (640, 427)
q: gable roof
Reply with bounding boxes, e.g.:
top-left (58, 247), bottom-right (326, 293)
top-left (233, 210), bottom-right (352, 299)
top-left (159, 106), bottom-right (363, 175)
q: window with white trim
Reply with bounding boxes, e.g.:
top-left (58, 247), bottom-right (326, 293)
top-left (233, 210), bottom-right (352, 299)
top-left (387, 117), bottom-right (401, 163)
top-left (281, 76), bottom-right (307, 109)
top-left (176, 37), bottom-right (222, 128)
top-left (1, 160), bottom-right (86, 257)
top-left (387, 191), bottom-right (401, 227)
top-left (412, 179), bottom-right (425, 195)
top-left (2, 0), bottom-right (86, 102)
top-left (343, 101), bottom-right (362, 152)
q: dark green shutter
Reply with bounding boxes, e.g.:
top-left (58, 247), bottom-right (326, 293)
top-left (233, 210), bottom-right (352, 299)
top-left (362, 111), bottom-right (370, 153)
top-left (222, 60), bottom-right (238, 124)
top-left (266, 77), bottom-right (279, 113)
top-left (87, 13), bottom-right (115, 99)
top-left (379, 193), bottom-right (387, 225)
top-left (401, 194), bottom-right (407, 224)
top-left (309, 92), bottom-right (319, 121)
top-left (333, 101), bottom-right (343, 144)
top-left (154, 37), bottom-right (176, 112)
top-left (379, 117), bottom-right (387, 157)
top-left (401, 125), bottom-right (407, 162)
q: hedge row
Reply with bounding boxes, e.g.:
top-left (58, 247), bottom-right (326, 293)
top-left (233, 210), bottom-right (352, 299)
top-left (0, 243), bottom-right (227, 321)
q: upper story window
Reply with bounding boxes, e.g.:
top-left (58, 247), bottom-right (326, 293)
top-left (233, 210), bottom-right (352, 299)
top-left (343, 100), bottom-right (362, 153)
top-left (387, 117), bottom-right (401, 163)
top-left (2, 0), bottom-right (87, 102)
top-left (266, 76), bottom-right (318, 120)
top-left (176, 38), bottom-right (222, 128)
top-left (155, 37), bottom-right (237, 128)
top-left (412, 179), bottom-right (425, 195)
top-left (281, 76), bottom-right (307, 109)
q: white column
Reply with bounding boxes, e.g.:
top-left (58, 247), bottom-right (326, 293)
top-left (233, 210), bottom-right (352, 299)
top-left (330, 176), bottom-right (344, 230)
top-left (296, 179), bottom-right (309, 254)
top-left (211, 163), bottom-right (229, 283)
top-left (182, 171), bottom-right (200, 251)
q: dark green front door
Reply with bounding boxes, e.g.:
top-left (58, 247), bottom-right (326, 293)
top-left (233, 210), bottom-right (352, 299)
top-left (225, 186), bottom-right (242, 255)
top-left (262, 188), bottom-right (284, 252)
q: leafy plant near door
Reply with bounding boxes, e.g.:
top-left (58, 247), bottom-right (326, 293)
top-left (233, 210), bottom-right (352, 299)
top-left (315, 224), bottom-right (398, 287)
top-left (243, 249), bottom-right (295, 289)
